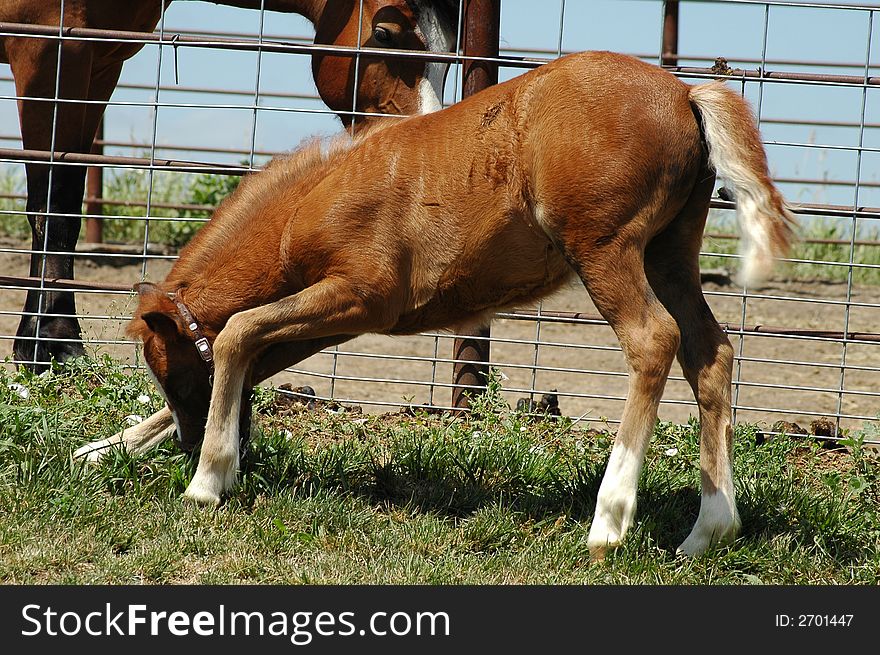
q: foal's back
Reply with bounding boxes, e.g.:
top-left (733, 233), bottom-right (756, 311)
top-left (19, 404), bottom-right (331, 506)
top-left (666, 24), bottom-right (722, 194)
top-left (280, 51), bottom-right (706, 333)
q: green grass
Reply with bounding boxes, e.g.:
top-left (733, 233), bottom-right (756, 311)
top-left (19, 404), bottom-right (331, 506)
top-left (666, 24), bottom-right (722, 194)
top-left (1, 358), bottom-right (878, 584)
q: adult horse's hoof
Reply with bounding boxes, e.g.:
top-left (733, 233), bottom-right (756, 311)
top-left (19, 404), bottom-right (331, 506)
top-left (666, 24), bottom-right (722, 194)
top-left (14, 316), bottom-right (86, 373)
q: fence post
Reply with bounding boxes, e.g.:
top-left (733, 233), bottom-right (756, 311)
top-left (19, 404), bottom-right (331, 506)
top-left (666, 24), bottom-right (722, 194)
top-left (85, 118), bottom-right (104, 243)
top-left (451, 0), bottom-right (502, 410)
top-left (662, 1), bottom-right (679, 67)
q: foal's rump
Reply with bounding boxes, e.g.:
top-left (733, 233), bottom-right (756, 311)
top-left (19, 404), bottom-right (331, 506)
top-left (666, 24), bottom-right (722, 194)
top-left (517, 51), bottom-right (793, 286)
top-left (519, 52), bottom-right (709, 252)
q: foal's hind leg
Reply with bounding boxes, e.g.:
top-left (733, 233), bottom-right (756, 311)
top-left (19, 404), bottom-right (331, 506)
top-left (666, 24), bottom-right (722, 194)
top-left (578, 245), bottom-right (681, 558)
top-left (645, 184), bottom-right (740, 556)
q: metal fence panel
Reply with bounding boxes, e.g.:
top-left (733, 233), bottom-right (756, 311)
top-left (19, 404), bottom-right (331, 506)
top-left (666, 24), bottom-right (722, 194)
top-left (1, 0), bottom-right (879, 444)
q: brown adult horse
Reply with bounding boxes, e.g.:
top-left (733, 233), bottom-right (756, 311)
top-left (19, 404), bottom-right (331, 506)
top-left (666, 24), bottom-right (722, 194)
top-left (76, 51), bottom-right (796, 557)
top-left (0, 0), bottom-right (458, 371)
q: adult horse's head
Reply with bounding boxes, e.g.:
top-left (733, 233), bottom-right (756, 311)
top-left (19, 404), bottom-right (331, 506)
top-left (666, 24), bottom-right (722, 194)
top-left (128, 283), bottom-right (215, 451)
top-left (310, 0), bottom-right (459, 129)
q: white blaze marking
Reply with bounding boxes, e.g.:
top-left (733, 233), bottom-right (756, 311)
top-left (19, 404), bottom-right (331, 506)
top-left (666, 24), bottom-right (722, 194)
top-left (144, 362), bottom-right (183, 438)
top-left (410, 1), bottom-right (456, 114)
top-left (418, 74), bottom-right (443, 113)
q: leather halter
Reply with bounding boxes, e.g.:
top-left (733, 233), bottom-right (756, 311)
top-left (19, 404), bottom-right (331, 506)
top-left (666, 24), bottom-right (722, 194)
top-left (168, 292), bottom-right (215, 379)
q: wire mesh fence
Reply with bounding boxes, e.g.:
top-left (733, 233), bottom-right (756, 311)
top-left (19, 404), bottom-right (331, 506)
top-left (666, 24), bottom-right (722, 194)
top-left (1, 0), bottom-right (879, 443)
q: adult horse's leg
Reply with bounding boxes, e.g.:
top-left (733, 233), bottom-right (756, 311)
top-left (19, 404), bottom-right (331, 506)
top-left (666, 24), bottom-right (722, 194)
top-left (645, 175), bottom-right (740, 556)
top-left (6, 39), bottom-right (91, 370)
top-left (9, 39), bottom-right (123, 371)
top-left (9, 38), bottom-right (91, 369)
top-left (576, 241), bottom-right (682, 559)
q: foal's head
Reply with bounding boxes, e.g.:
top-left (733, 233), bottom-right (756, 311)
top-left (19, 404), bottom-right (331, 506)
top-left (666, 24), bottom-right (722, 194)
top-left (312, 0), bottom-right (458, 129)
top-left (128, 283), bottom-right (214, 451)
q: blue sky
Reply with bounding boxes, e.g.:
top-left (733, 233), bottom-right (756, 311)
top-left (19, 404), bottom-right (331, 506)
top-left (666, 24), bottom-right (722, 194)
top-left (1, 0), bottom-right (878, 217)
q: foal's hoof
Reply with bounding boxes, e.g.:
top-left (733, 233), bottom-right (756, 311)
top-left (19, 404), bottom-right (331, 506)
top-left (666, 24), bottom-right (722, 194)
top-left (73, 440), bottom-right (113, 464)
top-left (182, 490), bottom-right (221, 507)
top-left (183, 478), bottom-right (222, 507)
top-left (677, 493), bottom-right (741, 556)
top-left (586, 512), bottom-right (625, 560)
top-left (676, 527), bottom-right (738, 557)
top-left (588, 544), bottom-right (611, 563)
top-left (676, 518), bottom-right (740, 557)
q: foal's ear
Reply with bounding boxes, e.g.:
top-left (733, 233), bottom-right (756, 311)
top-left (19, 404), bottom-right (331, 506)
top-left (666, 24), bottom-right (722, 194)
top-left (132, 282), bottom-right (182, 339)
top-left (133, 281), bottom-right (162, 297)
top-left (140, 310), bottom-right (183, 340)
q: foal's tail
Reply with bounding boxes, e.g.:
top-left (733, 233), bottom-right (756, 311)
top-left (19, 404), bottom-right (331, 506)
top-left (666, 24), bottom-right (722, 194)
top-left (689, 81), bottom-right (797, 285)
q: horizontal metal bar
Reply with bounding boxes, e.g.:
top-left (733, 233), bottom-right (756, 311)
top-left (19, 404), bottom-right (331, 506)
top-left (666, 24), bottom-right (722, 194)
top-left (0, 22), bottom-right (464, 65)
top-left (3, 152), bottom-right (879, 221)
top-left (701, 249), bottom-right (880, 272)
top-left (0, 76), bottom-right (323, 106)
top-left (1, 21), bottom-right (879, 88)
top-left (710, 198), bottom-right (880, 219)
top-left (0, 147), bottom-right (247, 175)
top-left (0, 275), bottom-right (133, 293)
top-left (0, 192), bottom-right (215, 214)
top-left (655, 0), bottom-right (880, 11)
top-left (704, 231), bottom-right (880, 247)
top-left (502, 309), bottom-right (880, 342)
top-left (2, 274), bottom-right (879, 346)
top-left (2, 325), bottom-right (876, 398)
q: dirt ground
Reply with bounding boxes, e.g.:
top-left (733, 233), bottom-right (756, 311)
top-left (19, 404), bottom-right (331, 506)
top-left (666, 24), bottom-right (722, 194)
top-left (3, 238), bottom-right (880, 436)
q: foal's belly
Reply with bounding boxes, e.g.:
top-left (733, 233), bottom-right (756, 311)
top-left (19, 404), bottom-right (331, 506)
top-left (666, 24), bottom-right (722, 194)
top-left (389, 239), bottom-right (574, 335)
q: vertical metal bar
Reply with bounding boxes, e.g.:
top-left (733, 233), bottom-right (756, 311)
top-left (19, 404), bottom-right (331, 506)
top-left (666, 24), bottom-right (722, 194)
top-left (529, 302), bottom-right (543, 408)
top-left (533, 0), bottom-right (563, 409)
top-left (85, 119), bottom-right (104, 243)
top-left (556, 0), bottom-right (566, 59)
top-left (451, 0), bottom-right (501, 410)
top-left (661, 1), bottom-right (679, 67)
top-left (733, 2), bottom-right (770, 425)
top-left (437, 0), bottom-right (467, 405)
top-left (428, 334), bottom-right (440, 407)
top-left (30, 0), bottom-right (67, 367)
top-left (835, 9), bottom-right (874, 432)
top-left (329, 0), bottom-right (369, 400)
top-left (247, 0), bottom-right (267, 171)
top-left (140, 2), bottom-right (167, 287)
top-left (541, 3), bottom-right (561, 404)
top-left (348, 0), bottom-right (367, 136)
top-left (451, 0), bottom-right (467, 104)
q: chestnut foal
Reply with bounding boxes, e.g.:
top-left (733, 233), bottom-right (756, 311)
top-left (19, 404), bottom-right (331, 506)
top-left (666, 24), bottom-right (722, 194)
top-left (76, 51), bottom-right (796, 557)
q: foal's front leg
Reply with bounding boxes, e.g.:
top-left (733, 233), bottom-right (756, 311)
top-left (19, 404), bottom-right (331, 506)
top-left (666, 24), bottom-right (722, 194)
top-left (74, 406), bottom-right (176, 462)
top-left (183, 279), bottom-right (382, 505)
top-left (182, 343), bottom-right (251, 505)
